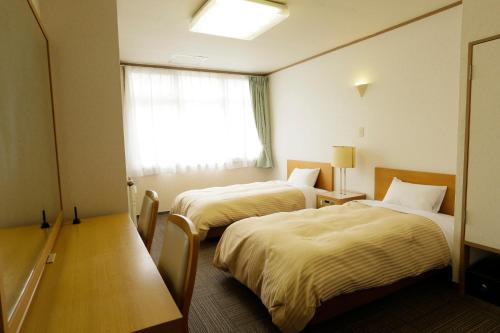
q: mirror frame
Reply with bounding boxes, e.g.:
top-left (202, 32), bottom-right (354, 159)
top-left (1, 215), bottom-right (63, 333)
top-left (0, 1), bottom-right (63, 332)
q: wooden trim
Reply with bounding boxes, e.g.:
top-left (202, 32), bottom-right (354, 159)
top-left (286, 160), bottom-right (333, 191)
top-left (26, 0), bottom-right (63, 210)
top-left (468, 33), bottom-right (500, 47)
top-left (270, 1), bottom-right (462, 75)
top-left (464, 241), bottom-right (500, 256)
top-left (120, 65), bottom-right (126, 101)
top-left (5, 212), bottom-right (63, 333)
top-left (374, 167), bottom-right (456, 215)
top-left (459, 39), bottom-right (475, 294)
top-left (123, 2), bottom-right (462, 77)
top-left (163, 215), bottom-right (200, 331)
top-left (120, 62), bottom-right (266, 77)
top-left (0, 275), bottom-right (5, 333)
top-left (44, 24), bottom-right (63, 210)
top-left (25, 0), bottom-right (49, 41)
top-left (458, 33), bottom-right (500, 291)
top-left (122, 2), bottom-right (462, 77)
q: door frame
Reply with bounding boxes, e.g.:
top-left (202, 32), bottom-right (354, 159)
top-left (459, 33), bottom-right (500, 291)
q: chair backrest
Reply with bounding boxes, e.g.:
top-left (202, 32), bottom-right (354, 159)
top-left (157, 214), bottom-right (199, 320)
top-left (137, 190), bottom-right (159, 252)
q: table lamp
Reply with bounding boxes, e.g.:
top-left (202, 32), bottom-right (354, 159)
top-left (331, 146), bottom-right (356, 195)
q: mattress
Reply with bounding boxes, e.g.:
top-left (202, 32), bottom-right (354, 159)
top-left (171, 180), bottom-right (323, 240)
top-left (213, 201), bottom-right (452, 332)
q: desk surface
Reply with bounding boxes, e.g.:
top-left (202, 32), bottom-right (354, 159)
top-left (21, 213), bottom-right (182, 333)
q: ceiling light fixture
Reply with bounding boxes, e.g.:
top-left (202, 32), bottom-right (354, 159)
top-left (190, 0), bottom-right (289, 40)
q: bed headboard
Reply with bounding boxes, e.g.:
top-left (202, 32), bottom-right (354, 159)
top-left (374, 167), bottom-right (456, 215)
top-left (287, 160), bottom-right (333, 191)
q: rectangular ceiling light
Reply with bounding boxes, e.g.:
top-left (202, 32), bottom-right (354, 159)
top-left (190, 0), bottom-right (289, 40)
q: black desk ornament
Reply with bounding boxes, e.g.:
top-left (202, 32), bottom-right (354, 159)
top-left (41, 209), bottom-right (50, 229)
top-left (73, 206), bottom-right (81, 224)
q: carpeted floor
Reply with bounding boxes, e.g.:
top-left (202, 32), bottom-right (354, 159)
top-left (152, 215), bottom-right (500, 332)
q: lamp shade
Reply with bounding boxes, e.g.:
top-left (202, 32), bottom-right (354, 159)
top-left (331, 146), bottom-right (356, 168)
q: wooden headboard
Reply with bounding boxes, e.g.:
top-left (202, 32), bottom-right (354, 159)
top-left (374, 167), bottom-right (456, 215)
top-left (287, 160), bottom-right (333, 191)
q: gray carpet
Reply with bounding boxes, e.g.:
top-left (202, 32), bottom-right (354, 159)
top-left (152, 216), bottom-right (500, 332)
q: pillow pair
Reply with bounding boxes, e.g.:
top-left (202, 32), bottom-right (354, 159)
top-left (288, 168), bottom-right (320, 187)
top-left (383, 177), bottom-right (447, 213)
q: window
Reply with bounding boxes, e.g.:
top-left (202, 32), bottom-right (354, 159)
top-left (123, 66), bottom-right (262, 176)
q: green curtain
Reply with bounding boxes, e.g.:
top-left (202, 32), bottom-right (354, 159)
top-left (249, 76), bottom-right (273, 168)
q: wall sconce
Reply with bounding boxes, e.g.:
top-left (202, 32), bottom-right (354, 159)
top-left (355, 81), bottom-right (370, 97)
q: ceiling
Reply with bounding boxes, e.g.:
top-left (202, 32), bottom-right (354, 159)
top-left (117, 0), bottom-right (459, 74)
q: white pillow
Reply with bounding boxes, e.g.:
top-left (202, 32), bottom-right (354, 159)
top-left (287, 168), bottom-right (320, 187)
top-left (383, 177), bottom-right (447, 213)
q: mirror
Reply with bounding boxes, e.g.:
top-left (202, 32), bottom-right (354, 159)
top-left (0, 0), bottom-right (61, 327)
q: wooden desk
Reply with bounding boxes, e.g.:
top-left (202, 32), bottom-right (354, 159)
top-left (20, 213), bottom-right (182, 333)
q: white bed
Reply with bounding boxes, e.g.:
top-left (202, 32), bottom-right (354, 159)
top-left (170, 160), bottom-right (333, 239)
top-left (213, 167), bottom-right (456, 332)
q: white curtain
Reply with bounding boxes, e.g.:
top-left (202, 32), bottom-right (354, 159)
top-left (123, 66), bottom-right (262, 176)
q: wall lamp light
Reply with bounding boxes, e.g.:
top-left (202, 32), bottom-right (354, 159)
top-left (355, 80), bottom-right (370, 97)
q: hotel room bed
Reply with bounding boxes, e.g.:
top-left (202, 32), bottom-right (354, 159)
top-left (213, 167), bottom-right (456, 332)
top-left (171, 160), bottom-right (332, 240)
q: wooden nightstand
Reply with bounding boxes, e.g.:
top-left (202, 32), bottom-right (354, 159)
top-left (316, 191), bottom-right (366, 208)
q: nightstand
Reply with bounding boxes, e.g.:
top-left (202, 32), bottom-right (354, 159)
top-left (316, 191), bottom-right (366, 208)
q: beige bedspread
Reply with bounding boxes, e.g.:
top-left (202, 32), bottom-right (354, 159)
top-left (171, 181), bottom-right (305, 240)
top-left (213, 202), bottom-right (451, 332)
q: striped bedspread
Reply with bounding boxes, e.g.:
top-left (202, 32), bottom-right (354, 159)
top-left (213, 202), bottom-right (451, 332)
top-left (171, 181), bottom-right (305, 240)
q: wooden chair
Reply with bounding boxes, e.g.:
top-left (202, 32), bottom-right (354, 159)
top-left (157, 214), bottom-right (199, 332)
top-left (137, 190), bottom-right (159, 252)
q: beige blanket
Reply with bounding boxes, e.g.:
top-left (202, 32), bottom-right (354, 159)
top-left (213, 202), bottom-right (451, 332)
top-left (171, 181), bottom-right (305, 240)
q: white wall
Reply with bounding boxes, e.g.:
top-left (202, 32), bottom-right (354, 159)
top-left (453, 0), bottom-right (500, 280)
top-left (270, 7), bottom-right (461, 197)
top-left (270, 6), bottom-right (462, 275)
top-left (136, 168), bottom-right (274, 212)
top-left (38, 0), bottom-right (128, 218)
